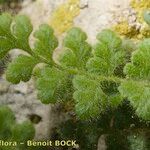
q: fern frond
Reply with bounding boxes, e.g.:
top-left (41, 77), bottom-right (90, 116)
top-left (1, 13), bottom-right (150, 121)
top-left (33, 24), bottom-right (58, 62)
top-left (86, 29), bottom-right (125, 76)
top-left (36, 67), bottom-right (72, 104)
top-left (0, 13), bottom-right (59, 85)
top-left (124, 39), bottom-right (150, 80)
top-left (73, 75), bottom-right (107, 119)
top-left (0, 13), bottom-right (33, 58)
top-left (0, 106), bottom-right (35, 149)
top-left (12, 121), bottom-right (35, 142)
top-left (0, 106), bottom-right (15, 139)
top-left (59, 27), bottom-right (92, 70)
top-left (119, 80), bottom-right (150, 120)
top-left (6, 55), bottom-right (38, 84)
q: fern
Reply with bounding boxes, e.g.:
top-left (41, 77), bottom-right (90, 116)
top-left (36, 67), bottom-right (72, 104)
top-left (33, 24), bottom-right (58, 62)
top-left (0, 106), bottom-right (15, 140)
top-left (0, 13), bottom-right (150, 122)
top-left (59, 27), bottom-right (91, 70)
top-left (73, 75), bottom-right (107, 119)
top-left (6, 55), bottom-right (38, 84)
top-left (124, 39), bottom-right (150, 80)
top-left (86, 29), bottom-right (125, 75)
top-left (0, 106), bottom-right (35, 150)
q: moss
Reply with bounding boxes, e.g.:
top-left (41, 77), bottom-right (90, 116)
top-left (49, 0), bottom-right (80, 35)
top-left (131, 0), bottom-right (150, 22)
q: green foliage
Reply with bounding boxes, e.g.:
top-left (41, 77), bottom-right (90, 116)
top-left (119, 39), bottom-right (150, 120)
top-left (0, 13), bottom-right (150, 123)
top-left (73, 75), bottom-right (107, 119)
top-left (12, 15), bottom-right (33, 50)
top-left (57, 119), bottom-right (101, 150)
top-left (124, 39), bottom-right (150, 80)
top-left (0, 13), bottom-right (32, 58)
top-left (0, 106), bottom-right (35, 150)
top-left (0, 0), bottom-right (19, 4)
top-left (1, 10), bottom-right (150, 150)
top-left (36, 67), bottom-right (71, 104)
top-left (33, 24), bottom-right (58, 62)
top-left (86, 29), bottom-right (125, 76)
top-left (59, 27), bottom-right (91, 70)
top-left (11, 121), bottom-right (35, 150)
top-left (0, 0), bottom-right (5, 4)
top-left (56, 100), bottom-right (149, 150)
top-left (12, 121), bottom-right (35, 141)
top-left (0, 14), bottom-right (14, 59)
top-left (6, 55), bottom-right (38, 84)
top-left (0, 106), bottom-right (15, 140)
top-left (0, 55), bottom-right (9, 75)
top-left (119, 80), bottom-right (150, 120)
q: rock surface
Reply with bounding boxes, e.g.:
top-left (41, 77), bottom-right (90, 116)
top-left (0, 77), bottom-right (51, 139)
top-left (20, 0), bottom-right (131, 42)
top-left (75, 0), bottom-right (130, 43)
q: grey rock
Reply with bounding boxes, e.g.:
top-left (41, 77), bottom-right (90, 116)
top-left (97, 135), bottom-right (108, 150)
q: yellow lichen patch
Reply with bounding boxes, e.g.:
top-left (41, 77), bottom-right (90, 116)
top-left (113, 21), bottom-right (140, 39)
top-left (131, 0), bottom-right (150, 22)
top-left (113, 0), bottom-right (150, 40)
top-left (49, 0), bottom-right (80, 35)
top-left (113, 21), bottom-right (150, 39)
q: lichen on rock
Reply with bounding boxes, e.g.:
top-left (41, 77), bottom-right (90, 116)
top-left (113, 20), bottom-right (140, 38)
top-left (131, 0), bottom-right (150, 22)
top-left (113, 0), bottom-right (150, 39)
top-left (49, 0), bottom-right (80, 35)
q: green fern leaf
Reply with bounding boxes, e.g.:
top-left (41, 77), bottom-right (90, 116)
top-left (119, 80), bottom-right (150, 120)
top-left (0, 14), bottom-right (15, 59)
top-left (101, 81), bottom-right (123, 108)
top-left (86, 29), bottom-right (125, 76)
top-left (11, 121), bottom-right (35, 149)
top-left (0, 13), bottom-right (12, 36)
top-left (58, 48), bottom-right (77, 68)
top-left (59, 27), bottom-right (91, 70)
top-left (73, 75), bottom-right (107, 119)
top-left (122, 39), bottom-right (150, 120)
top-left (96, 29), bottom-right (122, 49)
top-left (124, 39), bottom-right (150, 80)
top-left (108, 93), bottom-right (123, 108)
top-left (12, 121), bottom-right (35, 142)
top-left (6, 55), bottom-right (38, 84)
top-left (0, 106), bottom-right (15, 139)
top-left (0, 37), bottom-right (14, 59)
top-left (12, 15), bottom-right (33, 50)
top-left (36, 67), bottom-right (71, 104)
top-left (0, 14), bottom-right (33, 59)
top-left (0, 106), bottom-right (35, 149)
top-left (33, 24), bottom-right (58, 62)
